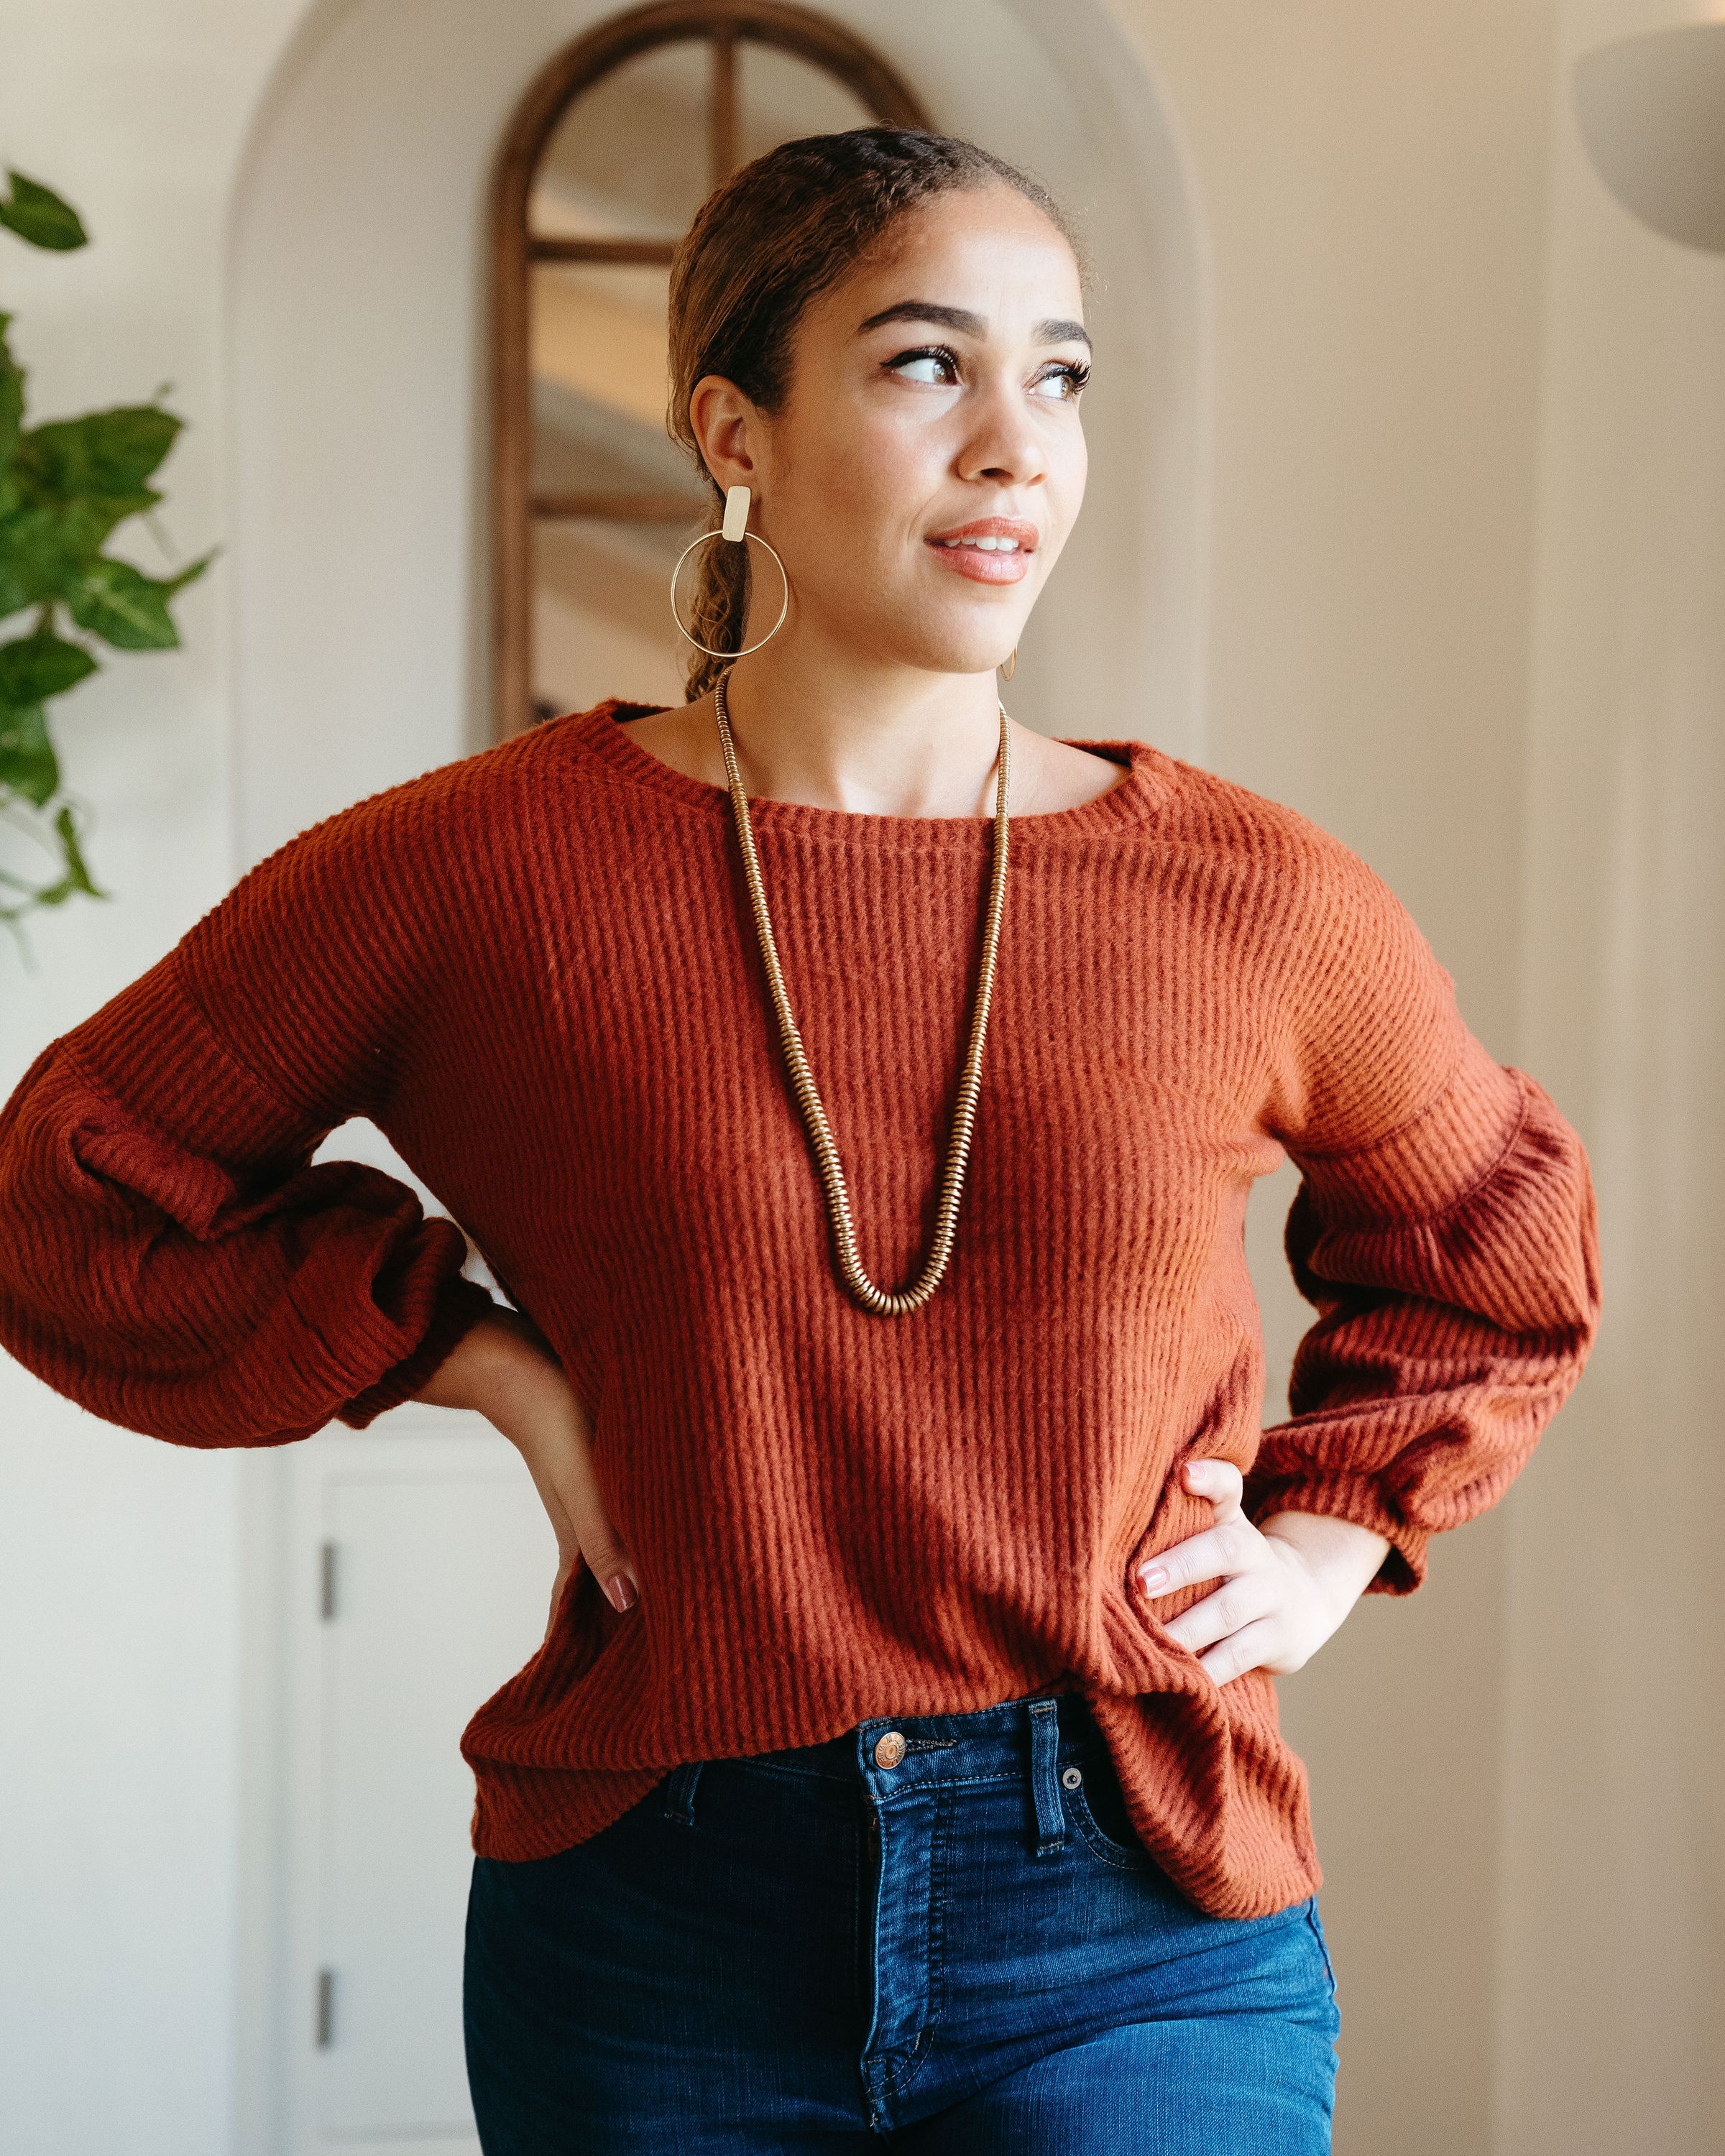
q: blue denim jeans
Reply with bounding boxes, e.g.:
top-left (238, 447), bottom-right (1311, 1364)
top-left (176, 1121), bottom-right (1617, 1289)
top-left (464, 1687), bottom-right (1341, 2151)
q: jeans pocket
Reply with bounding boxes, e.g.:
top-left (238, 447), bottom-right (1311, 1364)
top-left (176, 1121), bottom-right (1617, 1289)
top-left (1062, 1749), bottom-right (1159, 1872)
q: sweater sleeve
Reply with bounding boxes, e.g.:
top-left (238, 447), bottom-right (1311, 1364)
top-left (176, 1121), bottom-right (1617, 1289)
top-left (0, 789), bottom-right (500, 1447)
top-left (1246, 830), bottom-right (1602, 1594)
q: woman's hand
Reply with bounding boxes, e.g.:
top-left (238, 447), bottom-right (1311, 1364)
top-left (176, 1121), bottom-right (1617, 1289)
top-left (1133, 1457), bottom-right (1391, 1684)
top-left (415, 1309), bottom-right (641, 1640)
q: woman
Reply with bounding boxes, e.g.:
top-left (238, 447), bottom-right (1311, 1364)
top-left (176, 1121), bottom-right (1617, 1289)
top-left (0, 129), bottom-right (1599, 2151)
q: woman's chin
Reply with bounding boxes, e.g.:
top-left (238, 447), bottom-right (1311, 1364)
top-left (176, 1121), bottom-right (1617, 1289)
top-left (811, 599), bottom-right (1026, 679)
top-left (862, 622), bottom-right (1024, 680)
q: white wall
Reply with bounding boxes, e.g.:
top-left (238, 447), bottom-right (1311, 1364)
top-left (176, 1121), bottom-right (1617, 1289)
top-left (0, 8), bottom-right (316, 2154)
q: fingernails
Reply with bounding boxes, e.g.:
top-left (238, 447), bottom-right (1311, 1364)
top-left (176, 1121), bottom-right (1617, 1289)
top-left (1139, 1565), bottom-right (1169, 1590)
top-left (606, 1573), bottom-right (638, 1612)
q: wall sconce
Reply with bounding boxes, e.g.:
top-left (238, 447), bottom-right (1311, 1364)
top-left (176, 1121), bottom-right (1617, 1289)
top-left (1573, 19), bottom-right (1725, 252)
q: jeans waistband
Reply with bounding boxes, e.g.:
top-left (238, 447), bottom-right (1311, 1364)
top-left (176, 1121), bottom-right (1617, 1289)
top-left (728, 1685), bottom-right (1108, 1791)
top-left (651, 1686), bottom-right (1116, 1863)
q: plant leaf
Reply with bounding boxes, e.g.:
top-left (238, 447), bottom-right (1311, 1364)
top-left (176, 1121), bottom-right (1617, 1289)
top-left (0, 497), bottom-right (148, 612)
top-left (0, 313), bottom-right (22, 469)
top-left (0, 560), bottom-right (27, 622)
top-left (162, 545), bottom-right (216, 597)
top-left (0, 172), bottom-right (88, 252)
top-left (0, 629), bottom-right (96, 703)
top-left (0, 407), bottom-right (178, 614)
top-left (67, 557), bottom-right (180, 649)
top-left (22, 406), bottom-right (181, 497)
top-left (0, 503), bottom-right (82, 614)
top-left (0, 701), bottom-right (60, 805)
top-left (50, 801), bottom-right (106, 898)
top-left (18, 801), bottom-right (109, 906)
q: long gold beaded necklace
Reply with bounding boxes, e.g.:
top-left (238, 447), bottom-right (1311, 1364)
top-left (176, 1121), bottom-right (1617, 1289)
top-left (712, 668), bottom-right (1012, 1316)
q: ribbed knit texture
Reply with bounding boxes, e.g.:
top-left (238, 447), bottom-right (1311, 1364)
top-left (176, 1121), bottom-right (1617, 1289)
top-left (0, 698), bottom-right (1601, 1918)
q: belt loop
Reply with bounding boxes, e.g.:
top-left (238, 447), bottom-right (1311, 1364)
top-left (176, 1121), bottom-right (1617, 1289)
top-left (1027, 1698), bottom-right (1067, 1856)
top-left (661, 1760), bottom-right (704, 1826)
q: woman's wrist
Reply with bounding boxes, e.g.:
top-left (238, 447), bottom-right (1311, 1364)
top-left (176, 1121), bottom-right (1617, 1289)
top-left (1256, 1509), bottom-right (1391, 1618)
top-left (413, 1306), bottom-right (567, 1436)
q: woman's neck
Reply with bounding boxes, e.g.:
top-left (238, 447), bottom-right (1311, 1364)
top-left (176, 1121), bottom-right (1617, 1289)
top-left (714, 651), bottom-right (1007, 818)
top-left (627, 648), bottom-right (1126, 819)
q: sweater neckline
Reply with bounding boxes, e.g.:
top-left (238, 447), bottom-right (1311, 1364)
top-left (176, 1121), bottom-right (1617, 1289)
top-left (569, 697), bottom-right (1167, 842)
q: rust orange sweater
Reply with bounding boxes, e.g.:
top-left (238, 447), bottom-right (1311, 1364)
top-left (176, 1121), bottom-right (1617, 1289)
top-left (0, 698), bottom-right (1601, 1917)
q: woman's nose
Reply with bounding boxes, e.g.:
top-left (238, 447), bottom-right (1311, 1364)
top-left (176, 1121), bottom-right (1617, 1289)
top-left (956, 384), bottom-right (1048, 489)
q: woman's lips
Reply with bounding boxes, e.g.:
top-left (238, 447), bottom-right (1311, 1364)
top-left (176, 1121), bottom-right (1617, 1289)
top-left (924, 536), bottom-right (1033, 584)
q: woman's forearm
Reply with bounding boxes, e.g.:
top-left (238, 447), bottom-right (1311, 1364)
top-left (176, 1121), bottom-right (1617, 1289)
top-left (415, 1307), bottom-right (638, 1619)
top-left (413, 1307), bottom-right (568, 1439)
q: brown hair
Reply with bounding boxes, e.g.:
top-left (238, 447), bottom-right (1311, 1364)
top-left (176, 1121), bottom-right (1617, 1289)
top-left (666, 125), bottom-right (1089, 700)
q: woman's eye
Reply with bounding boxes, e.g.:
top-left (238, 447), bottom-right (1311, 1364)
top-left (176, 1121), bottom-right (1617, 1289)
top-left (884, 349), bottom-right (1089, 397)
top-left (1032, 364), bottom-right (1090, 401)
top-left (888, 348), bottom-right (959, 385)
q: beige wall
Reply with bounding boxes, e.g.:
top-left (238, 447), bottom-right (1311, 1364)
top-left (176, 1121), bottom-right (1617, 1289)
top-left (1, 1), bottom-right (1719, 2151)
top-left (1501, 4), bottom-right (1725, 2147)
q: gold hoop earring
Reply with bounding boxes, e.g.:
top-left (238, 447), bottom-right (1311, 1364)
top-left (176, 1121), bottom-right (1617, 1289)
top-left (999, 648), bottom-right (1017, 682)
top-left (669, 484), bottom-right (791, 660)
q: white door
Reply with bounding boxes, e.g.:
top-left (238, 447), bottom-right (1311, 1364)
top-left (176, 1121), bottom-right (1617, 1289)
top-left (275, 1422), bottom-right (551, 2156)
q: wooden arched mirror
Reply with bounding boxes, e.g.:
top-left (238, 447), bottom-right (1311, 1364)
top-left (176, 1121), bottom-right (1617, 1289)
top-left (489, 0), bottom-right (932, 740)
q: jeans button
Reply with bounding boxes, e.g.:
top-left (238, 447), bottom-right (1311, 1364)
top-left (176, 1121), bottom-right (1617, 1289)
top-left (1061, 1765), bottom-right (1083, 1789)
top-left (873, 1731), bottom-right (907, 1769)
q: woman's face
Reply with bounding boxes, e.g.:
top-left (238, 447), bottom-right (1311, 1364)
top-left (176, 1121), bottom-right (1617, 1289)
top-left (698, 184), bottom-right (1090, 678)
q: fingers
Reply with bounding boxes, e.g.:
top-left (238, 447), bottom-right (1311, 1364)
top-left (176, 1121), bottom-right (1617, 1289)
top-left (1193, 1613), bottom-right (1282, 1686)
top-left (507, 1388), bottom-right (641, 1618)
top-left (1181, 1455), bottom-right (1244, 1514)
top-left (1160, 1565), bottom-right (1279, 1656)
top-left (1130, 1456), bottom-right (1280, 1684)
top-left (544, 1411), bottom-right (638, 1613)
top-left (1135, 1511), bottom-right (1258, 1598)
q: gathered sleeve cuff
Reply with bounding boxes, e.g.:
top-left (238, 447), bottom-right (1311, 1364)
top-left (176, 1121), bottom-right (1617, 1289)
top-left (1248, 834), bottom-right (1602, 1593)
top-left (0, 844), bottom-right (499, 1446)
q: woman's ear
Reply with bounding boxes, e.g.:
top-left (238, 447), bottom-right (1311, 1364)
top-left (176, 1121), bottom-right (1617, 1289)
top-left (689, 373), bottom-right (764, 497)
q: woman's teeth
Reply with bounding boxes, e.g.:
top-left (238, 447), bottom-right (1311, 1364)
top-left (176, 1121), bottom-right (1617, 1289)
top-left (936, 535), bottom-right (1021, 550)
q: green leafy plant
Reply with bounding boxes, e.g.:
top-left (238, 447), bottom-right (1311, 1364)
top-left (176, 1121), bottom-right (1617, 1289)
top-left (1, 168), bottom-right (213, 964)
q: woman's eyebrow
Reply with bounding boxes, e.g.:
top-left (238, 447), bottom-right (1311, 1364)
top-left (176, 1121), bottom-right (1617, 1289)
top-left (855, 300), bottom-right (1092, 351)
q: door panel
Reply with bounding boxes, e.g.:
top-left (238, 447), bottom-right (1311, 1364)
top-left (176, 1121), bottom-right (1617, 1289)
top-left (280, 1427), bottom-right (551, 2153)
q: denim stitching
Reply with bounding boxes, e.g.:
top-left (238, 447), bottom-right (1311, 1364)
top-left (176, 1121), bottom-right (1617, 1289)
top-left (1304, 1897), bottom-right (1340, 1997)
top-left (1064, 1774), bottom-right (1154, 1872)
top-left (874, 1787), bottom-right (953, 2101)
